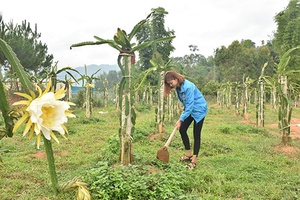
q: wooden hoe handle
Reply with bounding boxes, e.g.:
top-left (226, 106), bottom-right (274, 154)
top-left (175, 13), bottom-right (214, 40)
top-left (164, 127), bottom-right (177, 148)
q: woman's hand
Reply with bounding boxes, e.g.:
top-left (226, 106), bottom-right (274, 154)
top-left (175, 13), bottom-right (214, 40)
top-left (175, 120), bottom-right (182, 130)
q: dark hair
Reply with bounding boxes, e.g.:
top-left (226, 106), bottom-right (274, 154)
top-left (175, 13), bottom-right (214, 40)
top-left (164, 70), bottom-right (185, 96)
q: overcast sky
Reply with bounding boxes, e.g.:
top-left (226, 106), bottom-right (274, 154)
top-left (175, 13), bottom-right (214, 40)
top-left (1, 0), bottom-right (289, 68)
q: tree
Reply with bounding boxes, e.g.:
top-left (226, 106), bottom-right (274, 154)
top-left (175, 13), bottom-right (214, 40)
top-left (256, 45), bottom-right (276, 77)
top-left (273, 0), bottom-right (300, 54)
top-left (202, 80), bottom-right (220, 96)
top-left (256, 63), bottom-right (268, 127)
top-left (151, 54), bottom-right (174, 133)
top-left (214, 45), bottom-right (228, 83)
top-left (171, 45), bottom-right (214, 91)
top-left (273, 0), bottom-right (300, 82)
top-left (135, 7), bottom-right (175, 86)
top-left (70, 10), bottom-right (175, 166)
top-left (214, 40), bottom-right (275, 83)
top-left (134, 51), bottom-right (176, 133)
top-left (95, 70), bottom-right (122, 91)
top-left (77, 65), bottom-right (101, 118)
top-left (276, 46), bottom-right (300, 146)
top-left (0, 19), bottom-right (53, 79)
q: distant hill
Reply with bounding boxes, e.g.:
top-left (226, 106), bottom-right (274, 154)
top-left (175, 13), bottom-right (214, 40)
top-left (57, 64), bottom-right (119, 81)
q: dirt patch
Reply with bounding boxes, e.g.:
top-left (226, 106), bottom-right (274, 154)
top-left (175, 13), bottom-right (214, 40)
top-left (148, 132), bottom-right (166, 141)
top-left (238, 119), bottom-right (256, 125)
top-left (30, 150), bottom-right (69, 159)
top-left (274, 145), bottom-right (299, 158)
top-left (59, 150), bottom-right (69, 156)
top-left (31, 151), bottom-right (46, 159)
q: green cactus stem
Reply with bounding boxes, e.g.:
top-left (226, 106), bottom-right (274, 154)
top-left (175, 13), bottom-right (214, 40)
top-left (43, 136), bottom-right (59, 194)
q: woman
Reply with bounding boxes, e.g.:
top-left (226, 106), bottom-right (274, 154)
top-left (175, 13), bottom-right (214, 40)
top-left (164, 70), bottom-right (208, 169)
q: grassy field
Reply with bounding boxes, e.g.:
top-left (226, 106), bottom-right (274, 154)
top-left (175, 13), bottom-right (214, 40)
top-left (0, 102), bottom-right (299, 199)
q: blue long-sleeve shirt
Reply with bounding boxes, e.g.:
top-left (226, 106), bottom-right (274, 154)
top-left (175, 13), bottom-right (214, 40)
top-left (176, 79), bottom-right (208, 123)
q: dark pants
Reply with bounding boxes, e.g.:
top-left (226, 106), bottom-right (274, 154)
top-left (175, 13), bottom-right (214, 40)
top-left (179, 115), bottom-right (205, 156)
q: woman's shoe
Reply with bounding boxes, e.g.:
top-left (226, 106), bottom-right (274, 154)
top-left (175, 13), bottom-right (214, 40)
top-left (179, 155), bottom-right (192, 162)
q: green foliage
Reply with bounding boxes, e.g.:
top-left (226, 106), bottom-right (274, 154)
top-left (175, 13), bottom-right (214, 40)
top-left (85, 161), bottom-right (190, 200)
top-left (135, 7), bottom-right (176, 85)
top-left (133, 125), bottom-right (152, 142)
top-left (218, 124), bottom-right (268, 135)
top-left (276, 46), bottom-right (300, 145)
top-left (273, 0), bottom-right (300, 83)
top-left (79, 117), bottom-right (103, 125)
top-left (218, 125), bottom-right (233, 134)
top-left (201, 141), bottom-right (233, 157)
top-left (71, 89), bottom-right (85, 107)
top-left (214, 40), bottom-right (275, 83)
top-left (99, 134), bottom-right (120, 165)
top-left (71, 9), bottom-right (175, 165)
top-left (0, 38), bottom-right (36, 138)
top-left (0, 20), bottom-right (53, 76)
top-left (134, 102), bottom-right (152, 112)
top-left (234, 124), bottom-right (268, 135)
top-left (0, 116), bottom-right (4, 126)
top-left (273, 0), bottom-right (300, 55)
top-left (202, 80), bottom-right (220, 96)
top-left (94, 70), bottom-right (122, 90)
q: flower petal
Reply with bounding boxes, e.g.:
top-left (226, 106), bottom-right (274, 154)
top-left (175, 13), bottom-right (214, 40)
top-left (14, 92), bottom-right (33, 101)
top-left (68, 102), bottom-right (76, 106)
top-left (42, 80), bottom-right (52, 96)
top-left (29, 90), bottom-right (36, 99)
top-left (23, 119), bottom-right (33, 136)
top-left (61, 124), bottom-right (69, 135)
top-left (65, 110), bottom-right (76, 118)
top-left (41, 126), bottom-right (51, 140)
top-left (12, 100), bottom-right (30, 106)
top-left (54, 87), bottom-right (66, 99)
top-left (36, 133), bottom-right (41, 149)
top-left (28, 127), bottom-right (34, 140)
top-left (13, 112), bottom-right (29, 133)
top-left (50, 132), bottom-right (60, 144)
top-left (36, 84), bottom-right (43, 98)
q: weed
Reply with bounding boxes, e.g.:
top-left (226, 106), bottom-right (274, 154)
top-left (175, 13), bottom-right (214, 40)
top-left (218, 124), bottom-right (233, 134)
top-left (85, 161), bottom-right (191, 200)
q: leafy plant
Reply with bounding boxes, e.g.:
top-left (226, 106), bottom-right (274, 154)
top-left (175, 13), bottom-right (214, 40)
top-left (276, 46), bottom-right (300, 145)
top-left (71, 9), bottom-right (175, 165)
top-left (85, 161), bottom-right (191, 200)
top-left (218, 125), bottom-right (233, 134)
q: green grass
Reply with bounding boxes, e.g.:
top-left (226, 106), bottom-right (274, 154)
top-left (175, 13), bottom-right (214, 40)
top-left (0, 103), bottom-right (299, 199)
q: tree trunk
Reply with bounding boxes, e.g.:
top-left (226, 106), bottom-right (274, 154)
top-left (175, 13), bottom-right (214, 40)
top-left (85, 81), bottom-right (92, 118)
top-left (104, 80), bottom-right (108, 108)
top-left (243, 85), bottom-right (249, 120)
top-left (149, 86), bottom-right (153, 106)
top-left (278, 75), bottom-right (291, 146)
top-left (114, 84), bottom-right (119, 109)
top-left (168, 93), bottom-right (174, 122)
top-left (228, 86), bottom-right (232, 109)
top-left (271, 87), bottom-right (277, 111)
top-left (119, 53), bottom-right (135, 165)
top-left (257, 80), bottom-right (264, 127)
top-left (235, 87), bottom-right (239, 116)
top-left (157, 71), bottom-right (165, 134)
